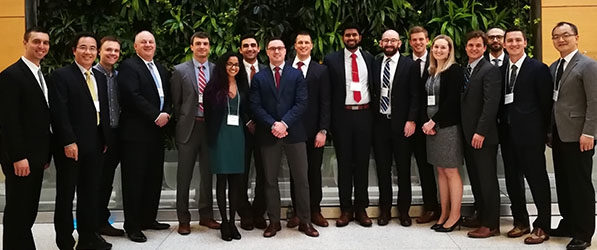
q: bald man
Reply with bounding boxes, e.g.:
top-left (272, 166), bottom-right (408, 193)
top-left (370, 29), bottom-right (420, 226)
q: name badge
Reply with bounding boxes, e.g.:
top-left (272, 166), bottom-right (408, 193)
top-left (198, 93), bottom-right (203, 103)
top-left (93, 101), bottom-right (100, 112)
top-left (227, 115), bottom-right (239, 126)
top-left (553, 90), bottom-right (559, 101)
top-left (350, 82), bottom-right (360, 91)
top-left (427, 95), bottom-right (436, 106)
top-left (381, 87), bottom-right (389, 97)
top-left (504, 93), bottom-right (514, 104)
top-left (157, 88), bottom-right (164, 97)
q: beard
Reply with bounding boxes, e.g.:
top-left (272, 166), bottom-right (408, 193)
top-left (383, 46), bottom-right (398, 57)
top-left (489, 43), bottom-right (503, 52)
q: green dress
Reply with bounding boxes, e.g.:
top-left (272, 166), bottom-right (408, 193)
top-left (210, 92), bottom-right (245, 174)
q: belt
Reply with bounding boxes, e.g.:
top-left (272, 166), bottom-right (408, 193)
top-left (195, 116), bottom-right (205, 121)
top-left (344, 104), bottom-right (369, 110)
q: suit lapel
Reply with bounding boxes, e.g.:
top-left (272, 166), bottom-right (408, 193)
top-left (262, 67), bottom-right (278, 99)
top-left (391, 56), bottom-right (407, 92)
top-left (70, 63), bottom-right (95, 104)
top-left (185, 60), bottom-right (199, 95)
top-left (559, 52), bottom-right (581, 90)
top-left (17, 59), bottom-right (48, 107)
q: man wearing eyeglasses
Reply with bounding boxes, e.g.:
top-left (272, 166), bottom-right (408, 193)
top-left (484, 28), bottom-right (509, 69)
top-left (370, 29), bottom-right (420, 227)
top-left (549, 21), bottom-right (597, 250)
top-left (249, 37), bottom-right (318, 238)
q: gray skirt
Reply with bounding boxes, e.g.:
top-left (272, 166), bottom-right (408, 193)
top-left (426, 124), bottom-right (464, 168)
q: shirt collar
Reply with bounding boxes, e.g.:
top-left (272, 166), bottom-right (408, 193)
top-left (489, 51), bottom-right (505, 62)
top-left (193, 58), bottom-right (210, 69)
top-left (137, 54), bottom-right (154, 65)
top-left (414, 50), bottom-right (428, 62)
top-left (344, 48), bottom-right (363, 59)
top-left (468, 56), bottom-right (484, 69)
top-left (243, 59), bottom-right (258, 69)
top-left (384, 52), bottom-right (401, 63)
top-left (21, 56), bottom-right (40, 71)
top-left (508, 53), bottom-right (527, 70)
top-left (562, 49), bottom-right (578, 63)
top-left (292, 56), bottom-right (311, 68)
top-left (270, 62), bottom-right (285, 71)
top-left (75, 61), bottom-right (93, 74)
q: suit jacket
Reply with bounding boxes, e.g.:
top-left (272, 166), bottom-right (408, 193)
top-left (287, 60), bottom-right (331, 139)
top-left (460, 59), bottom-right (501, 145)
top-left (371, 55), bottom-right (419, 129)
top-left (117, 55), bottom-right (172, 143)
top-left (550, 52), bottom-right (597, 141)
top-left (49, 63), bottom-right (111, 154)
top-left (171, 60), bottom-right (215, 144)
top-left (408, 52), bottom-right (430, 124)
top-left (249, 64), bottom-right (308, 144)
top-left (498, 57), bottom-right (553, 145)
top-left (0, 59), bottom-right (52, 165)
top-left (426, 64), bottom-right (464, 128)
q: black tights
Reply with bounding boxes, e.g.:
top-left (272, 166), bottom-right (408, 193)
top-left (216, 174), bottom-right (243, 223)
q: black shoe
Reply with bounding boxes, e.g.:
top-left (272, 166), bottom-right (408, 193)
top-left (240, 216), bottom-right (254, 230)
top-left (430, 223), bottom-right (444, 230)
top-left (220, 221), bottom-right (232, 241)
top-left (253, 216), bottom-right (267, 229)
top-left (76, 233), bottom-right (112, 250)
top-left (142, 221), bottom-right (170, 230)
top-left (127, 231), bottom-right (147, 243)
top-left (398, 215), bottom-right (412, 227)
top-left (230, 222), bottom-right (241, 240)
top-left (567, 238), bottom-right (591, 250)
top-left (434, 218), bottom-right (461, 233)
top-left (98, 223), bottom-right (125, 237)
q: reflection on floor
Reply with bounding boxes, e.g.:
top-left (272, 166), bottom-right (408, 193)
top-left (3, 217), bottom-right (595, 250)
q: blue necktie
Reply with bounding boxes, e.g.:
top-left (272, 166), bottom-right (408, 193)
top-left (147, 62), bottom-right (164, 110)
top-left (380, 58), bottom-right (391, 113)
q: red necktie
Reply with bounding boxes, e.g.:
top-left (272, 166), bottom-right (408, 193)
top-left (198, 65), bottom-right (206, 111)
top-left (274, 66), bottom-right (281, 89)
top-left (250, 65), bottom-right (256, 80)
top-left (351, 53), bottom-right (361, 102)
top-left (297, 61), bottom-right (304, 74)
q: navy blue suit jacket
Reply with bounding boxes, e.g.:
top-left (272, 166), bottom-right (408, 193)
top-left (249, 64), bottom-right (308, 145)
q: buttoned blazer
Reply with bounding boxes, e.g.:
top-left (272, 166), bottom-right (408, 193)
top-left (408, 53), bottom-right (430, 124)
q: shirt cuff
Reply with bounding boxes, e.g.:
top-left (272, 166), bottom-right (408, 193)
top-left (582, 134), bottom-right (594, 139)
top-left (281, 121), bottom-right (289, 128)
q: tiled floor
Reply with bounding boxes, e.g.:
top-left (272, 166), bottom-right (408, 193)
top-left (5, 217), bottom-right (595, 250)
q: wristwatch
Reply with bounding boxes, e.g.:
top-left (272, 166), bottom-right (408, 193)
top-left (319, 129), bottom-right (327, 135)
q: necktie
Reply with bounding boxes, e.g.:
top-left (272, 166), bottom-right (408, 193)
top-left (508, 64), bottom-right (518, 92)
top-left (492, 58), bottom-right (500, 66)
top-left (85, 70), bottom-right (100, 125)
top-left (416, 58), bottom-right (423, 77)
top-left (147, 62), bottom-right (164, 110)
top-left (555, 58), bottom-right (565, 90)
top-left (250, 65), bottom-right (256, 80)
top-left (37, 69), bottom-right (48, 105)
top-left (351, 53), bottom-right (361, 102)
top-left (380, 58), bottom-right (391, 113)
top-left (274, 66), bottom-right (281, 89)
top-left (297, 61), bottom-right (305, 75)
top-left (464, 65), bottom-right (472, 90)
top-left (198, 65), bottom-right (207, 112)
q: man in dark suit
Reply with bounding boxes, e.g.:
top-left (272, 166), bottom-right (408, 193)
top-left (50, 32), bottom-right (112, 250)
top-left (171, 31), bottom-right (219, 235)
top-left (249, 38), bottom-right (318, 238)
top-left (323, 23), bottom-right (374, 227)
top-left (237, 33), bottom-right (268, 230)
top-left (0, 27), bottom-right (52, 250)
top-left (285, 31), bottom-right (331, 228)
top-left (117, 30), bottom-right (172, 243)
top-left (94, 36), bottom-right (126, 237)
top-left (460, 30), bottom-right (502, 239)
top-left (484, 28), bottom-right (509, 69)
top-left (370, 29), bottom-right (419, 227)
top-left (498, 27), bottom-right (552, 244)
top-left (407, 25), bottom-right (440, 224)
top-left (549, 21), bottom-right (597, 250)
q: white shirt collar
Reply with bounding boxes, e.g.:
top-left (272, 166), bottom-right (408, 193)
top-left (21, 56), bottom-right (40, 72)
top-left (413, 50), bottom-right (428, 62)
top-left (292, 56), bottom-right (311, 68)
top-left (508, 53), bottom-right (527, 70)
top-left (562, 49), bottom-right (578, 63)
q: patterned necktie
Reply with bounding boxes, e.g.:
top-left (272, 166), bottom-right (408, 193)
top-left (250, 65), bottom-right (256, 80)
top-left (464, 65), bottom-right (472, 90)
top-left (147, 62), bottom-right (164, 110)
top-left (85, 70), bottom-right (100, 125)
top-left (508, 65), bottom-right (518, 92)
top-left (555, 58), bottom-right (565, 90)
top-left (492, 58), bottom-right (500, 66)
top-left (380, 58), bottom-right (391, 113)
top-left (351, 53), bottom-right (361, 102)
top-left (274, 66), bottom-right (281, 89)
top-left (198, 65), bottom-right (207, 111)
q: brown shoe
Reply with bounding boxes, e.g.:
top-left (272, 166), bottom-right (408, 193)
top-left (286, 216), bottom-right (300, 228)
top-left (467, 226), bottom-right (500, 238)
top-left (311, 212), bottom-right (329, 227)
top-left (507, 225), bottom-right (531, 238)
top-left (335, 211), bottom-right (354, 227)
top-left (199, 218), bottom-right (221, 229)
top-left (299, 223), bottom-right (319, 237)
top-left (263, 222), bottom-right (281, 238)
top-left (354, 210), bottom-right (372, 227)
top-left (177, 223), bottom-right (191, 235)
top-left (416, 210), bottom-right (440, 224)
top-left (524, 228), bottom-right (549, 244)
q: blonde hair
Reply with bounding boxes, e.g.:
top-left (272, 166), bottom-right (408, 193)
top-left (428, 35), bottom-right (456, 76)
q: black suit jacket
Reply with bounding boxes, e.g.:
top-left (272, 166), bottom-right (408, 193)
top-left (117, 55), bottom-right (172, 143)
top-left (49, 63), bottom-right (111, 154)
top-left (250, 64), bottom-right (308, 145)
top-left (426, 64), bottom-right (464, 128)
top-left (408, 52), bottom-right (430, 124)
top-left (498, 57), bottom-right (553, 145)
top-left (204, 78), bottom-right (250, 147)
top-left (371, 55), bottom-right (419, 129)
top-left (0, 59), bottom-right (52, 165)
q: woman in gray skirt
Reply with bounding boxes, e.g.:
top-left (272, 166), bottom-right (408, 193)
top-left (421, 35), bottom-right (465, 233)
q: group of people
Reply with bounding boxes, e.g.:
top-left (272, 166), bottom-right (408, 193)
top-left (0, 20), bottom-right (594, 250)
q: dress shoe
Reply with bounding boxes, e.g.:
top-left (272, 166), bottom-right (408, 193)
top-left (566, 238), bottom-right (591, 250)
top-left (398, 215), bottom-right (412, 227)
top-left (335, 211), bottom-right (354, 227)
top-left (416, 210), bottom-right (440, 224)
top-left (434, 218), bottom-right (461, 233)
top-left (127, 231), bottom-right (147, 243)
top-left (551, 227), bottom-right (572, 237)
top-left (220, 221), bottom-right (232, 241)
top-left (98, 223), bottom-right (125, 237)
top-left (298, 223), bottom-right (320, 237)
top-left (76, 233), bottom-right (112, 250)
top-left (377, 207), bottom-right (391, 226)
top-left (461, 216), bottom-right (481, 228)
top-left (430, 223), bottom-right (444, 230)
top-left (229, 222), bottom-right (241, 240)
top-left (524, 228), bottom-right (549, 244)
top-left (311, 212), bottom-right (329, 227)
top-left (177, 223), bottom-right (191, 235)
top-left (263, 222), bottom-right (282, 238)
top-left (286, 216), bottom-right (300, 228)
top-left (142, 221), bottom-right (170, 230)
top-left (199, 218), bottom-right (221, 229)
top-left (507, 225), bottom-right (530, 238)
top-left (355, 210), bottom-right (373, 227)
top-left (253, 216), bottom-right (267, 229)
top-left (467, 226), bottom-right (500, 238)
top-left (240, 216), bottom-right (254, 230)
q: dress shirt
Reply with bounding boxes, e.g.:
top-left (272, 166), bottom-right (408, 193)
top-left (94, 63), bottom-right (120, 128)
top-left (559, 49), bottom-right (578, 72)
top-left (75, 62), bottom-right (99, 110)
top-left (292, 56), bottom-right (311, 78)
top-left (413, 50), bottom-right (428, 77)
top-left (21, 56), bottom-right (48, 104)
top-left (243, 59), bottom-right (260, 86)
top-left (379, 53), bottom-right (400, 114)
top-left (467, 56), bottom-right (484, 75)
top-left (344, 48), bottom-right (370, 105)
top-left (489, 51), bottom-right (506, 67)
top-left (193, 58), bottom-right (211, 117)
top-left (505, 53), bottom-right (526, 93)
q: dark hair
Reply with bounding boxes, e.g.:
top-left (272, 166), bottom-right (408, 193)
top-left (99, 36), bottom-right (120, 48)
top-left (190, 31), bottom-right (210, 45)
top-left (240, 33), bottom-right (257, 44)
top-left (205, 52), bottom-right (248, 107)
top-left (24, 27), bottom-right (47, 41)
top-left (266, 37), bottom-right (284, 48)
top-left (408, 26), bottom-right (428, 38)
top-left (552, 21), bottom-right (578, 35)
top-left (341, 23), bottom-right (361, 35)
top-left (504, 27), bottom-right (527, 41)
top-left (465, 30), bottom-right (488, 45)
top-left (295, 30), bottom-right (312, 41)
top-left (71, 32), bottom-right (97, 51)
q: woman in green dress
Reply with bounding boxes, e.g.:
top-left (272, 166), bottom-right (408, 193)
top-left (204, 52), bottom-right (249, 241)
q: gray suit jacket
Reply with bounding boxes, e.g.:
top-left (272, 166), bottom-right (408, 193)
top-left (171, 60), bottom-right (215, 144)
top-left (550, 52), bottom-right (597, 142)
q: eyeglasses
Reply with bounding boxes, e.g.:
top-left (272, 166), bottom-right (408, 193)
top-left (488, 35), bottom-right (504, 40)
top-left (77, 45), bottom-right (97, 52)
top-left (552, 33), bottom-right (576, 40)
top-left (242, 43), bottom-right (258, 48)
top-left (226, 63), bottom-right (240, 68)
top-left (267, 46), bottom-right (286, 51)
top-left (380, 38), bottom-right (400, 44)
